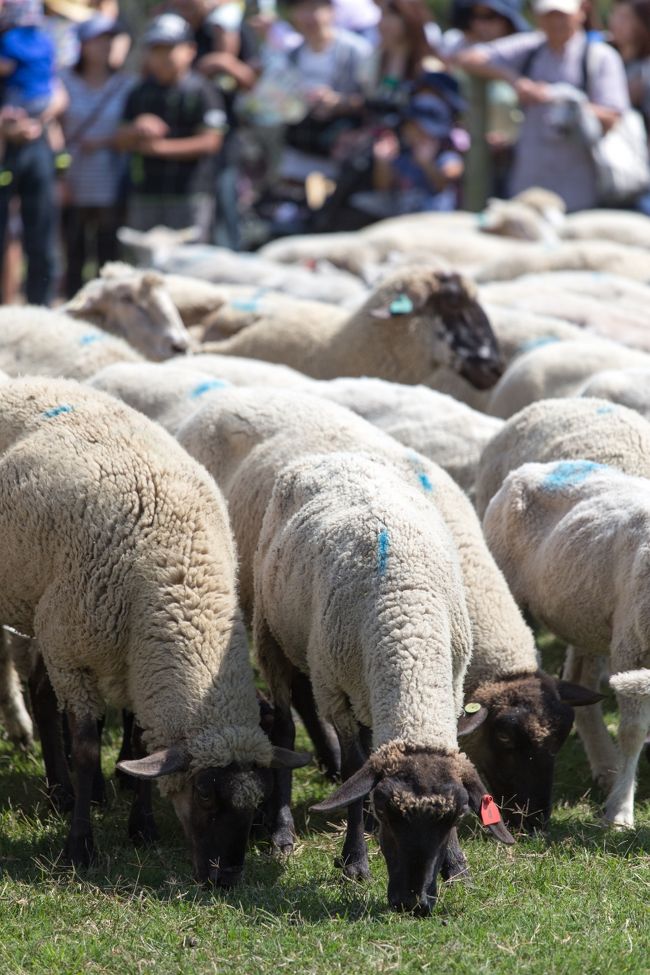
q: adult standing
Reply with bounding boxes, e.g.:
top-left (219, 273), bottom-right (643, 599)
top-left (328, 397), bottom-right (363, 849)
top-left (60, 14), bottom-right (134, 296)
top-left (456, 0), bottom-right (630, 211)
top-left (609, 0), bottom-right (650, 131)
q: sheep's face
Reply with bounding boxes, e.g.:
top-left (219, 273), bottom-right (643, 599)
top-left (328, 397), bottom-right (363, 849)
top-left (109, 276), bottom-right (192, 361)
top-left (311, 744), bottom-right (514, 915)
top-left (462, 673), bottom-right (603, 831)
top-left (172, 764), bottom-right (272, 888)
top-left (429, 274), bottom-right (503, 390)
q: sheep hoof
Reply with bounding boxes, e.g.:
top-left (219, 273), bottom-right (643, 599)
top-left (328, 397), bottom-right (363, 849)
top-left (271, 829), bottom-right (295, 858)
top-left (336, 855), bottom-right (370, 882)
top-left (602, 813), bottom-right (634, 830)
top-left (65, 832), bottom-right (95, 868)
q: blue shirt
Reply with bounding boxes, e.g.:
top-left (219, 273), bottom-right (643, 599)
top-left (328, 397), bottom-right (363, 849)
top-left (0, 26), bottom-right (55, 106)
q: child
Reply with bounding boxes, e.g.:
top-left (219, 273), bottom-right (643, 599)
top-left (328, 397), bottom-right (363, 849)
top-left (0, 0), bottom-right (55, 117)
top-left (372, 93), bottom-right (464, 213)
top-left (115, 13), bottom-right (226, 240)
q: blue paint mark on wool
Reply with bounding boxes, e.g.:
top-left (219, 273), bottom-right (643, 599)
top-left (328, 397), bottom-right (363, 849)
top-left (79, 333), bottom-right (104, 346)
top-left (519, 336), bottom-right (561, 354)
top-left (42, 404), bottom-right (74, 419)
top-left (189, 379), bottom-right (229, 398)
top-left (405, 451), bottom-right (434, 494)
top-left (596, 404), bottom-right (615, 415)
top-left (542, 460), bottom-right (606, 492)
top-left (418, 471), bottom-right (433, 492)
top-left (377, 528), bottom-right (390, 577)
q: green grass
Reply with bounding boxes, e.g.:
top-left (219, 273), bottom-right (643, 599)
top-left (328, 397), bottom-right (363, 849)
top-left (0, 640), bottom-right (648, 975)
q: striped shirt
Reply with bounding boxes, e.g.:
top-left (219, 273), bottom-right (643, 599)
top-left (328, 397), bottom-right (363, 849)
top-left (61, 69), bottom-right (135, 207)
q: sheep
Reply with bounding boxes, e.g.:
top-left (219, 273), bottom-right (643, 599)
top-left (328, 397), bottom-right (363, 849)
top-left (486, 339), bottom-right (650, 420)
top-left (194, 291), bottom-right (347, 344)
top-left (254, 451), bottom-right (513, 913)
top-left (474, 240), bottom-right (650, 284)
top-left (0, 628), bottom-right (34, 750)
top-left (311, 376), bottom-right (503, 496)
top-left (177, 387), bottom-right (599, 831)
top-left (475, 397), bottom-right (650, 520)
top-left (117, 226), bottom-right (368, 306)
top-left (563, 209), bottom-right (650, 250)
top-left (478, 199), bottom-right (562, 244)
top-left (87, 362), bottom-right (234, 434)
top-left (483, 461), bottom-right (650, 827)
top-left (0, 377), bottom-right (307, 880)
top-left (579, 369), bottom-right (650, 420)
top-left (165, 354), bottom-right (309, 388)
top-left (64, 263), bottom-right (192, 360)
top-left (480, 275), bottom-right (650, 352)
top-left (201, 269), bottom-right (504, 392)
top-left (0, 307), bottom-right (143, 380)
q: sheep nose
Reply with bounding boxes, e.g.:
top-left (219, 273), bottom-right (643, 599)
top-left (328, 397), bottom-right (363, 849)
top-left (171, 339), bottom-right (189, 355)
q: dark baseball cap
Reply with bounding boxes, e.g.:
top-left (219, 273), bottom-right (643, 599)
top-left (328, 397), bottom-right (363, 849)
top-left (77, 14), bottom-right (121, 43)
top-left (142, 13), bottom-right (194, 46)
top-left (404, 94), bottom-right (454, 138)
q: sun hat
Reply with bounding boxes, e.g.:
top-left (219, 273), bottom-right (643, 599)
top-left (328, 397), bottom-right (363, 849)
top-left (404, 93), bottom-right (454, 139)
top-left (76, 13), bottom-right (120, 43)
top-left (533, 0), bottom-right (582, 14)
top-left (450, 0), bottom-right (530, 33)
top-left (142, 13), bottom-right (194, 47)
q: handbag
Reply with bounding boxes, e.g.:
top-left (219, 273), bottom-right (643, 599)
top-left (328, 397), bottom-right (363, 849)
top-left (589, 108), bottom-right (650, 206)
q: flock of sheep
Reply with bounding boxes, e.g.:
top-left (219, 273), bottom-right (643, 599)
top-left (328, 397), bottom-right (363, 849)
top-left (0, 187), bottom-right (649, 918)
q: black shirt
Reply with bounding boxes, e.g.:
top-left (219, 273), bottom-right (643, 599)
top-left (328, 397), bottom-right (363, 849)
top-left (122, 70), bottom-right (226, 196)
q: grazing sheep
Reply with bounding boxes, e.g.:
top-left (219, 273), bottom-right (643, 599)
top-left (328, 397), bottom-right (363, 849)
top-left (0, 378), bottom-right (306, 881)
top-left (65, 264), bottom-right (192, 360)
top-left (475, 397), bottom-right (650, 519)
top-left (177, 388), bottom-right (598, 830)
top-left (578, 369), bottom-right (650, 420)
top-left (486, 339), bottom-right (650, 419)
top-left (255, 452), bottom-right (513, 913)
top-left (203, 270), bottom-right (504, 392)
top-left (483, 461), bottom-right (650, 827)
top-left (0, 307), bottom-right (143, 380)
top-left (312, 377), bottom-right (503, 496)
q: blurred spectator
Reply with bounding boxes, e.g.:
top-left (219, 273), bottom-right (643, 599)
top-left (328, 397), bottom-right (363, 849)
top-left (438, 0), bottom-right (529, 58)
top-left (351, 92), bottom-right (463, 218)
top-left (115, 13), bottom-right (226, 238)
top-left (194, 1), bottom-right (261, 250)
top-left (60, 14), bottom-right (134, 296)
top-left (332, 0), bottom-right (380, 42)
top-left (370, 0), bottom-right (433, 107)
top-left (282, 0), bottom-right (372, 158)
top-left (609, 0), bottom-right (650, 130)
top-left (457, 0), bottom-right (630, 210)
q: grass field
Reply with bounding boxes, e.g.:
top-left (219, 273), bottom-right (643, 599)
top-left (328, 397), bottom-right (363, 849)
top-left (0, 640), bottom-right (648, 975)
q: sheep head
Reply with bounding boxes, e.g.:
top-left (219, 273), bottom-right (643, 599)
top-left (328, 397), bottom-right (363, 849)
top-left (368, 270), bottom-right (504, 391)
top-left (312, 732), bottom-right (513, 915)
top-left (461, 672), bottom-right (603, 832)
top-left (118, 744), bottom-right (310, 888)
top-left (66, 266), bottom-right (192, 360)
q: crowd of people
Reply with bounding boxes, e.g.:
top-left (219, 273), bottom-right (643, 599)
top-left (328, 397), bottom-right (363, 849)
top-left (0, 0), bottom-right (649, 305)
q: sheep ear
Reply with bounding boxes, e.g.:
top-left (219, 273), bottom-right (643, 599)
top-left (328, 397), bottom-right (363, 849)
top-left (310, 762), bottom-right (379, 813)
top-left (556, 680), bottom-right (605, 707)
top-left (462, 763), bottom-right (515, 845)
top-left (117, 226), bottom-right (146, 247)
top-left (117, 747), bottom-right (190, 779)
top-left (457, 703), bottom-right (488, 737)
top-left (270, 747), bottom-right (312, 769)
top-left (65, 280), bottom-right (105, 314)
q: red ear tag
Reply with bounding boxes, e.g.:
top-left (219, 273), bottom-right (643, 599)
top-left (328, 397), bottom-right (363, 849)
top-left (480, 794), bottom-right (501, 826)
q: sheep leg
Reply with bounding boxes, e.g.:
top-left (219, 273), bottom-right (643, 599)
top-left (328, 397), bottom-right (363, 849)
top-left (440, 827), bottom-right (469, 884)
top-left (269, 697), bottom-right (298, 856)
top-left (603, 694), bottom-right (650, 828)
top-left (91, 716), bottom-right (107, 807)
top-left (291, 671), bottom-right (341, 781)
top-left (335, 734), bottom-right (371, 882)
top-left (28, 656), bottom-right (74, 813)
top-left (0, 629), bottom-right (33, 750)
top-left (65, 712), bottom-right (99, 867)
top-left (563, 647), bottom-right (618, 791)
top-left (127, 722), bottom-right (159, 846)
top-left (115, 709), bottom-right (136, 791)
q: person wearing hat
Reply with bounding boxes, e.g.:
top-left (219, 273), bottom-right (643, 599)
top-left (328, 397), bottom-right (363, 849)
top-left (60, 14), bottom-right (134, 296)
top-left (350, 91), bottom-right (463, 218)
top-left (455, 0), bottom-right (630, 210)
top-left (115, 13), bottom-right (227, 239)
top-left (438, 0), bottom-right (529, 59)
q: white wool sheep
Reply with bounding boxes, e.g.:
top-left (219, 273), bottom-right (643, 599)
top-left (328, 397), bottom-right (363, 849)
top-left (486, 339), bottom-right (650, 419)
top-left (475, 397), bottom-right (650, 519)
top-left (254, 451), bottom-right (513, 911)
top-left (578, 369), bottom-right (650, 420)
top-left (0, 628), bottom-right (33, 750)
top-left (474, 239), bottom-right (650, 284)
top-left (177, 387), bottom-right (594, 830)
top-left (0, 307), bottom-right (143, 380)
top-left (483, 461), bottom-right (650, 826)
top-left (87, 362), bottom-right (233, 433)
top-left (311, 376), bottom-right (503, 496)
top-left (64, 263), bottom-right (192, 360)
top-left (164, 353), bottom-right (309, 388)
top-left (196, 291), bottom-right (348, 344)
top-left (202, 269), bottom-right (504, 392)
top-left (563, 209), bottom-right (650, 249)
top-left (0, 378), bottom-right (305, 881)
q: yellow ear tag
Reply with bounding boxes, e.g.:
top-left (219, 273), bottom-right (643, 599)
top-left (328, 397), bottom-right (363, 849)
top-left (464, 702), bottom-right (481, 714)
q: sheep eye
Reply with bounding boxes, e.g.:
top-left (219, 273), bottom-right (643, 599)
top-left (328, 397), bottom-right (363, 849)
top-left (195, 785), bottom-right (213, 803)
top-left (495, 731), bottom-right (514, 747)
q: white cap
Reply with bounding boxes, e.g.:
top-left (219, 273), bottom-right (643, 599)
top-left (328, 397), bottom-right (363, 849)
top-left (534, 0), bottom-right (582, 14)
